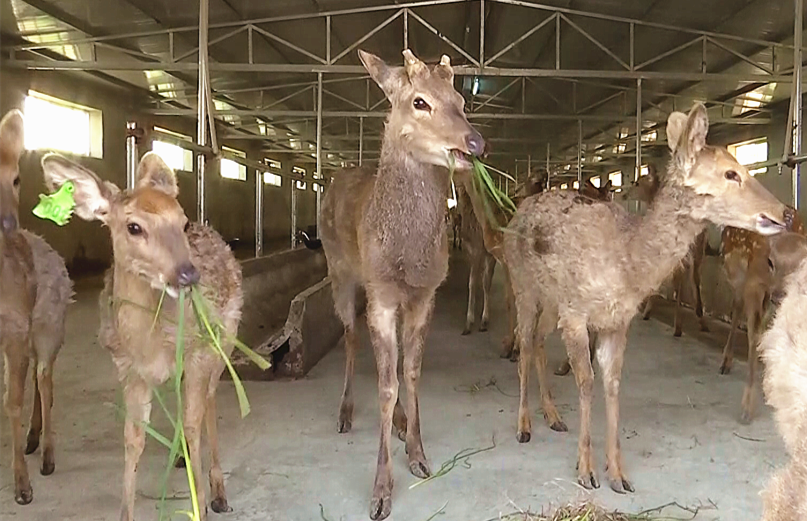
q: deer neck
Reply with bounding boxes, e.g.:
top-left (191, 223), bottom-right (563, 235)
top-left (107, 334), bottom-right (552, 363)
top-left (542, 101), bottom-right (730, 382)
top-left (627, 183), bottom-right (705, 297)
top-left (458, 174), bottom-right (507, 260)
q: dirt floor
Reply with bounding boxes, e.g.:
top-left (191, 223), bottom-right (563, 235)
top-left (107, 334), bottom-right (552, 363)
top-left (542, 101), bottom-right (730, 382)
top-left (0, 252), bottom-right (785, 521)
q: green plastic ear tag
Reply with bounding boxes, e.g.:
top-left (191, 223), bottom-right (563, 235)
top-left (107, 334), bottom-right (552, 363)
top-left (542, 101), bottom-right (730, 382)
top-left (33, 181), bottom-right (75, 226)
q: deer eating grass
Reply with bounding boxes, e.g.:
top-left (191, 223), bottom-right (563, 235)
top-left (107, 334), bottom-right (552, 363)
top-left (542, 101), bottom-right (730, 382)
top-left (719, 210), bottom-right (804, 424)
top-left (758, 232), bottom-right (807, 520)
top-left (319, 49), bottom-right (485, 521)
top-left (0, 110), bottom-right (72, 506)
top-left (40, 152), bottom-right (242, 521)
top-left (502, 103), bottom-right (788, 493)
top-left (622, 165), bottom-right (712, 337)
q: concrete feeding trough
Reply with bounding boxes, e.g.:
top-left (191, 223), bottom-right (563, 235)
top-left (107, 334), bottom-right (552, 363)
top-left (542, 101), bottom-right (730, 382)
top-left (229, 247), bottom-right (344, 380)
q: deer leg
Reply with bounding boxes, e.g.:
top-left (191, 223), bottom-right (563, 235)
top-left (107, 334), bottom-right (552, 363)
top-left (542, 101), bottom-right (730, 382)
top-left (692, 259), bottom-right (709, 332)
top-left (183, 373), bottom-right (209, 519)
top-left (514, 292), bottom-right (539, 443)
top-left (25, 359), bottom-right (42, 456)
top-left (641, 297), bottom-right (653, 320)
top-left (4, 349), bottom-right (32, 505)
top-left (35, 360), bottom-right (56, 476)
top-left (533, 306), bottom-right (566, 432)
top-left (205, 375), bottom-right (230, 513)
top-left (462, 257), bottom-right (478, 336)
top-left (597, 326), bottom-right (634, 494)
top-left (721, 297), bottom-right (743, 375)
top-left (334, 280), bottom-right (358, 434)
top-left (479, 255), bottom-right (495, 332)
top-left (741, 290), bottom-right (765, 425)
top-left (561, 316), bottom-right (598, 490)
top-left (502, 266), bottom-right (518, 361)
top-left (402, 290), bottom-right (435, 478)
top-left (120, 377), bottom-right (152, 521)
top-left (673, 269), bottom-right (684, 337)
top-left (366, 288), bottom-right (399, 521)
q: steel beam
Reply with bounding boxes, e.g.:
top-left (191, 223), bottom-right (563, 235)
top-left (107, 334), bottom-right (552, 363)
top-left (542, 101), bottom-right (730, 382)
top-left (255, 168), bottom-right (264, 257)
top-left (196, 0), bottom-right (209, 224)
top-left (316, 72), bottom-right (323, 232)
top-left (126, 121), bottom-right (137, 190)
top-left (794, 0), bottom-right (803, 210)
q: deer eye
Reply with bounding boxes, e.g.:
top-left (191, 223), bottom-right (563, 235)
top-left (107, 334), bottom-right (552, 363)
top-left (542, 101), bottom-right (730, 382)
top-left (127, 223), bottom-right (143, 236)
top-left (12, 176), bottom-right (20, 187)
top-left (413, 97), bottom-right (431, 111)
top-left (725, 170), bottom-right (741, 183)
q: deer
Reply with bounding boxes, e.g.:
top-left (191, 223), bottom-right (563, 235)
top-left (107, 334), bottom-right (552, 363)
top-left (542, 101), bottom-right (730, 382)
top-left (458, 184), bottom-right (496, 335)
top-left (757, 231), bottom-right (807, 521)
top-left (718, 209), bottom-right (804, 425)
top-left (501, 103), bottom-right (788, 494)
top-left (319, 49), bottom-right (485, 521)
top-left (622, 164), bottom-right (712, 337)
top-left (0, 110), bottom-right (72, 506)
top-left (449, 205), bottom-right (462, 250)
top-left (40, 151), bottom-right (243, 521)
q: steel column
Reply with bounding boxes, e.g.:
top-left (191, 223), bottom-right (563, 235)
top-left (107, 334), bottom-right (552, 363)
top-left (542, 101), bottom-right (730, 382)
top-left (636, 77), bottom-right (642, 182)
top-left (546, 143), bottom-right (550, 190)
top-left (126, 121), bottom-right (137, 190)
top-left (480, 0), bottom-right (485, 68)
top-left (359, 117), bottom-right (364, 165)
top-left (196, 0), bottom-right (209, 224)
top-left (291, 180), bottom-right (298, 248)
top-left (794, 0), bottom-right (803, 210)
top-left (316, 72), bottom-right (323, 232)
top-left (255, 169), bottom-right (263, 257)
top-left (577, 119), bottom-right (582, 185)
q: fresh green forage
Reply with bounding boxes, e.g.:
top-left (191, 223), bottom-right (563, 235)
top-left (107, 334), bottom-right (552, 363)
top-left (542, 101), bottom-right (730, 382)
top-left (33, 181), bottom-right (75, 226)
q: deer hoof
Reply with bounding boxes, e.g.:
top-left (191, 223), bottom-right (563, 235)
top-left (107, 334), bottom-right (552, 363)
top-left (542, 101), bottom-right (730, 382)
top-left (609, 477), bottom-right (634, 494)
top-left (211, 497), bottom-right (232, 513)
top-left (549, 420), bottom-right (568, 433)
top-left (516, 431), bottom-right (531, 443)
top-left (509, 351), bottom-right (520, 363)
top-left (24, 433), bottom-right (40, 455)
top-left (337, 419), bottom-right (352, 434)
top-left (554, 361), bottom-right (572, 376)
top-left (479, 322), bottom-right (489, 332)
top-left (15, 485), bottom-right (33, 506)
top-left (408, 459), bottom-right (431, 479)
top-left (461, 328), bottom-right (471, 336)
top-left (369, 492), bottom-right (392, 520)
top-left (740, 410), bottom-right (754, 425)
top-left (41, 452), bottom-right (55, 476)
top-left (719, 363), bottom-right (732, 375)
top-left (578, 472), bottom-right (600, 490)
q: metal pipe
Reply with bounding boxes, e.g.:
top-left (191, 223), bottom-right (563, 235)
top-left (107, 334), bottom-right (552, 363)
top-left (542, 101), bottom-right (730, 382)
top-left (255, 168), bottom-right (263, 257)
top-left (480, 0), bottom-right (485, 67)
top-left (546, 142), bottom-right (550, 190)
top-left (291, 180), bottom-right (298, 249)
top-left (316, 72), bottom-right (323, 232)
top-left (359, 117), bottom-right (364, 165)
top-left (126, 121), bottom-right (137, 190)
top-left (403, 8), bottom-right (408, 49)
top-left (196, 0), bottom-right (209, 224)
top-left (527, 154), bottom-right (531, 190)
top-left (794, 0), bottom-right (803, 210)
top-left (636, 77), bottom-right (642, 182)
top-left (577, 119), bottom-right (582, 185)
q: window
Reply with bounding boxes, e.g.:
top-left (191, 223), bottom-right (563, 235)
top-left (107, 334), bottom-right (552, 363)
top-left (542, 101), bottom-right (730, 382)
top-left (293, 166), bottom-right (307, 190)
top-left (23, 91), bottom-right (102, 158)
top-left (728, 138), bottom-right (768, 176)
top-left (221, 146), bottom-right (247, 181)
top-left (589, 177), bottom-right (601, 188)
top-left (263, 158), bottom-right (282, 187)
top-left (560, 183), bottom-right (568, 190)
top-left (608, 171), bottom-right (623, 192)
top-left (152, 127), bottom-right (193, 172)
top-left (733, 84), bottom-right (776, 116)
top-left (641, 130), bottom-right (658, 142)
top-left (572, 181), bottom-right (580, 189)
top-left (638, 165), bottom-right (649, 177)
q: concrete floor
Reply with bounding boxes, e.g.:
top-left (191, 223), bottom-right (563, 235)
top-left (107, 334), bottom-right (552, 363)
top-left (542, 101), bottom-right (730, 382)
top-left (1, 254), bottom-right (785, 521)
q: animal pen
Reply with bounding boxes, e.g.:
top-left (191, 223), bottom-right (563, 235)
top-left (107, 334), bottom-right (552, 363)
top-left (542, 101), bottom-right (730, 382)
top-left (3, 0), bottom-right (807, 520)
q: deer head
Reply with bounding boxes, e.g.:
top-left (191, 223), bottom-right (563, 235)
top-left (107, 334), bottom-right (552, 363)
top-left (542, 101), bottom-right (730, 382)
top-left (0, 110), bottom-right (25, 235)
top-left (358, 49), bottom-right (485, 170)
top-left (666, 103), bottom-right (787, 235)
top-left (621, 164), bottom-right (660, 203)
top-left (768, 232), bottom-right (807, 304)
top-left (41, 152), bottom-right (199, 297)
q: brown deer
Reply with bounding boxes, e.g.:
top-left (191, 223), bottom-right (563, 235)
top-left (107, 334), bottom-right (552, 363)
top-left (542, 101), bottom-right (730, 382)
top-left (0, 110), bottom-right (72, 506)
top-left (458, 184), bottom-right (496, 335)
top-left (502, 103), bottom-right (787, 493)
top-left (449, 204), bottom-right (462, 249)
top-left (40, 152), bottom-right (242, 521)
top-left (719, 209), bottom-right (804, 424)
top-left (319, 49), bottom-right (485, 520)
top-left (624, 164), bottom-right (711, 337)
top-left (758, 231), bottom-right (807, 521)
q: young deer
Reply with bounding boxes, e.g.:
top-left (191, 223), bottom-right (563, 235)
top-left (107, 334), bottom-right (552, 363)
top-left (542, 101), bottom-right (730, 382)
top-left (502, 103), bottom-right (788, 493)
top-left (458, 184), bottom-right (496, 335)
top-left (719, 209), bottom-right (804, 424)
top-left (0, 110), bottom-right (72, 505)
top-left (40, 152), bottom-right (242, 521)
top-left (758, 232), bottom-right (807, 520)
top-left (320, 49), bottom-right (485, 520)
top-left (624, 164), bottom-right (711, 336)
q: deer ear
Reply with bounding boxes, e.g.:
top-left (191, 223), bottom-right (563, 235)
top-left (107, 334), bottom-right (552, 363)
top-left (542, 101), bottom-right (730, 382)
top-left (359, 49), bottom-right (407, 101)
top-left (666, 112), bottom-right (688, 153)
top-left (603, 180), bottom-right (613, 190)
top-left (668, 103), bottom-right (709, 164)
top-left (0, 109), bottom-right (25, 164)
top-left (136, 152), bottom-right (178, 197)
top-left (41, 153), bottom-right (119, 222)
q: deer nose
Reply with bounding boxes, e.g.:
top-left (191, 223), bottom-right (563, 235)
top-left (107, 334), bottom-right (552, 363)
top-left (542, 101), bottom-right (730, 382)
top-left (0, 214), bottom-right (18, 233)
top-left (176, 262), bottom-right (200, 287)
top-left (465, 132), bottom-right (486, 157)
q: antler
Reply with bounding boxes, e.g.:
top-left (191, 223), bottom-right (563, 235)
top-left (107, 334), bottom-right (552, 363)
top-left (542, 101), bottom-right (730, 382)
top-left (402, 49), bottom-right (428, 77)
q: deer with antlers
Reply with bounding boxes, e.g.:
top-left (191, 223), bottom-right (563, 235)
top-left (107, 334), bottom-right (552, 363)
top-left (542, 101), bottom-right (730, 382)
top-left (319, 49), bottom-right (485, 520)
top-left (719, 208), bottom-right (804, 425)
top-left (0, 110), bottom-right (72, 506)
top-left (757, 231), bottom-right (807, 521)
top-left (40, 152), bottom-right (242, 521)
top-left (502, 104), bottom-right (787, 493)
